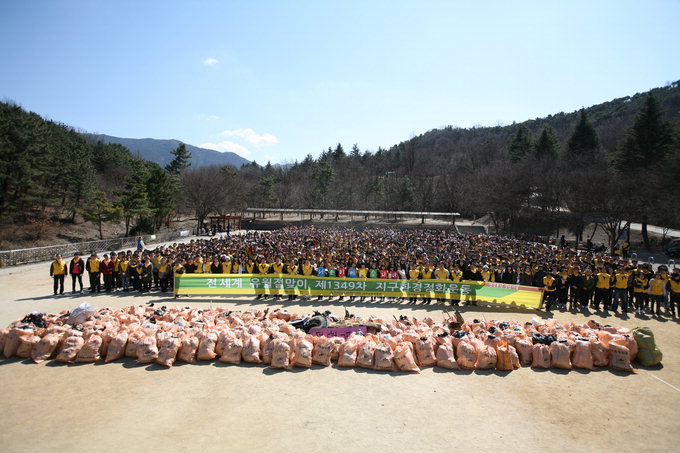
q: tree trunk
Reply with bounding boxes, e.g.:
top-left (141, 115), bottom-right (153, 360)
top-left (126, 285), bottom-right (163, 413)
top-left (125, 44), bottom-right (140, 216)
top-left (641, 215), bottom-right (650, 250)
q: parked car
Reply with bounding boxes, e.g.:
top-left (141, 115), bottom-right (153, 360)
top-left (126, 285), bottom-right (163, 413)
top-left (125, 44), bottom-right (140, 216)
top-left (666, 246), bottom-right (680, 258)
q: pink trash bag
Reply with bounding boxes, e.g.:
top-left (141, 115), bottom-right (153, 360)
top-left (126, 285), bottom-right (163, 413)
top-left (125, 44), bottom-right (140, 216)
top-left (394, 342), bottom-right (420, 373)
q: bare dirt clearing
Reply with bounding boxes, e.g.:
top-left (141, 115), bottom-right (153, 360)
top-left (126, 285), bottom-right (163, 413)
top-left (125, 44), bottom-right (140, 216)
top-left (0, 263), bottom-right (678, 453)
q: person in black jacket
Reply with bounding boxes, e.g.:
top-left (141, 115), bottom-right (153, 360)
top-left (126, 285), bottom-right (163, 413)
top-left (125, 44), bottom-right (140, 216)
top-left (69, 253), bottom-right (86, 293)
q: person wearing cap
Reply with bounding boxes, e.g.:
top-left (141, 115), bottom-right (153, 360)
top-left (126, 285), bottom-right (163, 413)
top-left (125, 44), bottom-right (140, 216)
top-left (69, 253), bottom-right (85, 293)
top-left (50, 254), bottom-right (68, 296)
top-left (220, 256), bottom-right (233, 274)
top-left (612, 266), bottom-right (631, 314)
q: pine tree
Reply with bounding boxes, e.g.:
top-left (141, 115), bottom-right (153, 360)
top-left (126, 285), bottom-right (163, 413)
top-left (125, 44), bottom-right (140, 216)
top-left (615, 95), bottom-right (673, 170)
top-left (79, 191), bottom-right (123, 239)
top-left (566, 109), bottom-right (599, 159)
top-left (165, 143), bottom-right (191, 174)
top-left (508, 125), bottom-right (533, 162)
top-left (534, 126), bottom-right (560, 160)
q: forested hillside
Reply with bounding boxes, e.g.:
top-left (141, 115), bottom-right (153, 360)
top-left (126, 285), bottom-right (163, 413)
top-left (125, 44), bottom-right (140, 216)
top-left (1, 80), bottom-right (679, 251)
top-left (236, 81), bottom-right (680, 251)
top-left (0, 101), bottom-right (185, 246)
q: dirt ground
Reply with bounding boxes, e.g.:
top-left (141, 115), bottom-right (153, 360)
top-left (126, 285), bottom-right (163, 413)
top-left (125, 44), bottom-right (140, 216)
top-left (1, 261), bottom-right (679, 452)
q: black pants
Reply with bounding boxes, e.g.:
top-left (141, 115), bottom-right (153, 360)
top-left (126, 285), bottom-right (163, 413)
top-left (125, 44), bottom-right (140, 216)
top-left (593, 288), bottom-right (610, 309)
top-left (544, 291), bottom-right (557, 310)
top-left (160, 276), bottom-right (169, 292)
top-left (103, 273), bottom-right (113, 292)
top-left (71, 274), bottom-right (83, 292)
top-left (141, 278), bottom-right (151, 292)
top-left (53, 275), bottom-right (65, 294)
top-left (153, 271), bottom-right (159, 288)
top-left (89, 272), bottom-right (101, 292)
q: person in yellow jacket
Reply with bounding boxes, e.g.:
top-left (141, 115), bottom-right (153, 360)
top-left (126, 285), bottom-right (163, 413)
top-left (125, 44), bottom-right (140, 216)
top-left (408, 263), bottom-right (420, 304)
top-left (668, 271), bottom-right (680, 318)
top-left (593, 267), bottom-right (611, 310)
top-left (86, 252), bottom-right (101, 293)
top-left (434, 262), bottom-right (450, 303)
top-left (221, 257), bottom-right (233, 274)
top-left (648, 272), bottom-right (666, 316)
top-left (158, 257), bottom-right (171, 292)
top-left (612, 267), bottom-right (631, 313)
top-left (543, 273), bottom-right (557, 311)
top-left (50, 254), bottom-right (68, 295)
top-left (632, 272), bottom-right (649, 315)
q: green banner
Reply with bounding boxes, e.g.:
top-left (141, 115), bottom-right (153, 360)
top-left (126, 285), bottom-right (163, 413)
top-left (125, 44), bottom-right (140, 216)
top-left (174, 274), bottom-right (543, 308)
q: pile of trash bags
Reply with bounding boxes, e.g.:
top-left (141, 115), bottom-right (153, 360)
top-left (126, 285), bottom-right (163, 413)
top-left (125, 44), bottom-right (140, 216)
top-left (0, 303), bottom-right (662, 372)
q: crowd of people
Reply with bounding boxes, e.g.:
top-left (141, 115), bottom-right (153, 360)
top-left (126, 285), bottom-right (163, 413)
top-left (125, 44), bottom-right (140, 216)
top-left (48, 226), bottom-right (680, 318)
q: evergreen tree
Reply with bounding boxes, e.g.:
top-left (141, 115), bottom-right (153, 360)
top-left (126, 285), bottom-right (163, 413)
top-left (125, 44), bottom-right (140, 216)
top-left (350, 143), bottom-right (361, 158)
top-left (615, 94), bottom-right (674, 170)
top-left (146, 163), bottom-right (180, 232)
top-left (508, 125), bottom-right (533, 162)
top-left (566, 109), bottom-right (599, 159)
top-left (333, 143), bottom-right (345, 160)
top-left (79, 191), bottom-right (123, 239)
top-left (165, 143), bottom-right (191, 174)
top-left (116, 163), bottom-right (152, 236)
top-left (534, 126), bottom-right (560, 160)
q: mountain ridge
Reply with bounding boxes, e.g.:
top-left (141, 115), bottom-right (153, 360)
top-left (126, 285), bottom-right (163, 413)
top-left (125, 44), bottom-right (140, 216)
top-left (82, 133), bottom-right (252, 169)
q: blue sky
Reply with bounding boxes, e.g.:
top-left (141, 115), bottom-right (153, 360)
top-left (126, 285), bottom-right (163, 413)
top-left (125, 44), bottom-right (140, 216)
top-left (1, 1), bottom-right (679, 164)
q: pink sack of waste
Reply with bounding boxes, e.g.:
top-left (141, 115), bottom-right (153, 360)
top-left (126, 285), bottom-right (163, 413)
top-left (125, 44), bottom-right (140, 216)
top-left (356, 337), bottom-right (377, 369)
top-left (330, 337), bottom-right (344, 361)
top-left (311, 336), bottom-right (334, 366)
top-left (531, 344), bottom-right (551, 369)
top-left (609, 342), bottom-right (635, 372)
top-left (374, 342), bottom-right (395, 371)
top-left (197, 332), bottom-right (218, 361)
top-left (514, 338), bottom-right (533, 367)
top-left (270, 339), bottom-right (292, 369)
top-left (293, 336), bottom-right (314, 368)
top-left (475, 345), bottom-right (497, 370)
top-left (76, 333), bottom-right (103, 362)
top-left (241, 334), bottom-right (262, 363)
top-left (215, 331), bottom-right (230, 357)
top-left (261, 336), bottom-right (275, 364)
top-left (590, 338), bottom-right (609, 367)
top-left (597, 331), bottom-right (616, 348)
top-left (56, 335), bottom-right (85, 362)
top-left (496, 343), bottom-right (520, 371)
top-left (338, 340), bottom-right (359, 367)
top-left (124, 330), bottom-right (145, 358)
top-left (177, 336), bottom-right (199, 363)
top-left (610, 335), bottom-right (638, 361)
top-left (136, 335), bottom-right (159, 364)
top-left (415, 337), bottom-right (436, 367)
top-left (105, 330), bottom-right (129, 363)
top-left (0, 328), bottom-right (8, 356)
top-left (549, 341), bottom-right (572, 369)
top-left (16, 335), bottom-right (40, 358)
top-left (219, 336), bottom-right (243, 364)
top-left (572, 339), bottom-right (594, 370)
top-left (31, 333), bottom-right (61, 363)
top-left (394, 342), bottom-right (420, 372)
top-left (456, 340), bottom-right (478, 369)
top-left (4, 328), bottom-right (34, 358)
top-left (435, 343), bottom-right (460, 370)
top-left (156, 336), bottom-right (181, 367)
